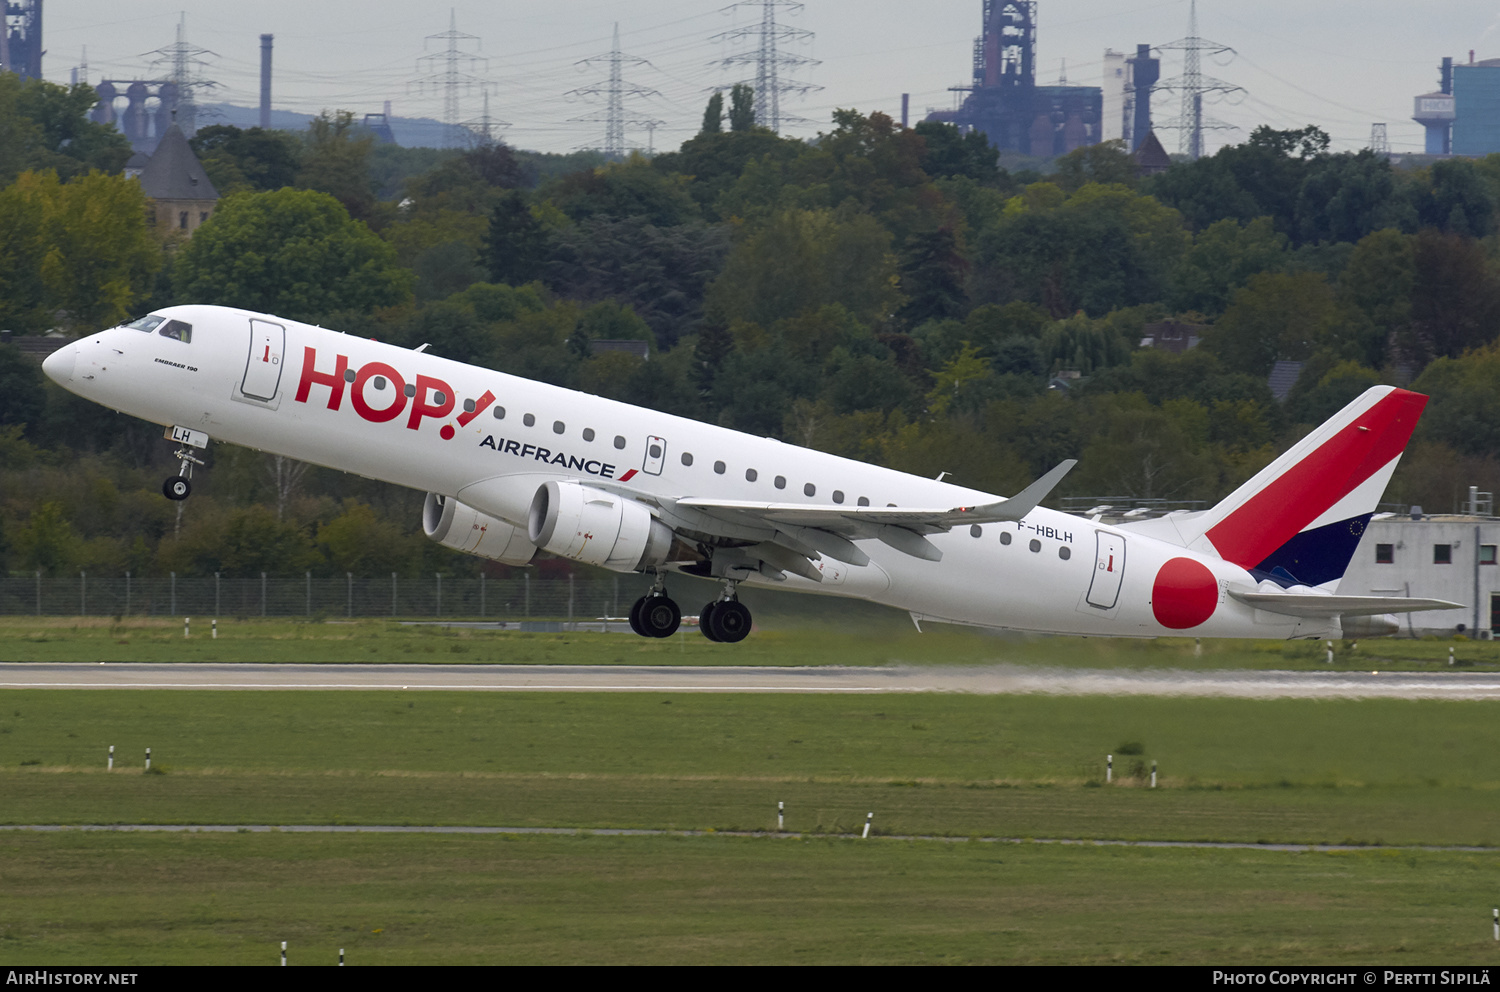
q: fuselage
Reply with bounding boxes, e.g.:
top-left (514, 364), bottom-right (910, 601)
top-left (44, 304), bottom-right (1328, 639)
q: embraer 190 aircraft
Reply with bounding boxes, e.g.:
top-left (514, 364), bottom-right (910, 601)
top-left (42, 305), bottom-right (1459, 643)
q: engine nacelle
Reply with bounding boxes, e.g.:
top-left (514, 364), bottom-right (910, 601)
top-left (527, 480), bottom-right (674, 572)
top-left (423, 493), bottom-right (537, 565)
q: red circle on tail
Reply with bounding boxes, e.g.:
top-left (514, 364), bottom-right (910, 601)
top-left (1151, 557), bottom-right (1219, 630)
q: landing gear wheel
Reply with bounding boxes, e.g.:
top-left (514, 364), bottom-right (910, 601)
top-left (706, 600), bottom-right (752, 643)
top-left (638, 595), bottom-right (681, 638)
top-left (163, 476), bottom-right (192, 501)
top-left (628, 596), bottom-right (648, 637)
top-left (699, 602), bottom-right (722, 642)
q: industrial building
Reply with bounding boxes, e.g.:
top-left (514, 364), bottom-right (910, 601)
top-left (926, 1), bottom-right (1157, 160)
top-left (0, 0), bottom-right (42, 81)
top-left (1412, 53), bottom-right (1500, 158)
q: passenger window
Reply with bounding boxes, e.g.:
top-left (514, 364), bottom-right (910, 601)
top-left (492, 406), bottom-right (505, 419)
top-left (971, 525), bottom-right (982, 538)
top-left (583, 428), bottom-right (596, 442)
top-left (714, 461), bottom-right (726, 475)
top-left (614, 436), bottom-right (626, 450)
top-left (681, 453), bottom-right (694, 466)
top-left (553, 421), bottom-right (565, 435)
top-left (433, 391), bottom-right (447, 404)
top-left (1000, 532), bottom-right (1013, 546)
top-left (804, 483), bottom-right (816, 497)
top-left (344, 369), bottom-right (356, 382)
top-left (463, 398), bottom-right (476, 413)
top-left (404, 384), bottom-right (416, 397)
top-left (833, 491), bottom-right (844, 504)
top-left (857, 497), bottom-right (870, 507)
top-left (158, 320), bottom-right (192, 343)
top-left (774, 476), bottom-right (786, 490)
top-left (746, 468), bottom-right (758, 482)
top-left (524, 413), bottom-right (536, 427)
top-left (374, 377), bottom-right (388, 391)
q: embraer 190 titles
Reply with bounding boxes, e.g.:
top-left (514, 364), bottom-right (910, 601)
top-left (42, 305), bottom-right (1460, 643)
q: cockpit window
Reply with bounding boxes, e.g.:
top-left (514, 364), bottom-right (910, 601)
top-left (158, 320), bottom-right (192, 343)
top-left (125, 315), bottom-right (164, 333)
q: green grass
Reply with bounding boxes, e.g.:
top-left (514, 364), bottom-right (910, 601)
top-left (2, 691), bottom-right (1498, 846)
top-left (1, 831), bottom-right (1496, 965)
top-left (2, 616), bottom-right (1497, 669)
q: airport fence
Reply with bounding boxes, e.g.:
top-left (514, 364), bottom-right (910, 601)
top-left (0, 573), bottom-right (637, 622)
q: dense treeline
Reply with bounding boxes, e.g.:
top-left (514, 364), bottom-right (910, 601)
top-left (4, 75), bottom-right (1500, 580)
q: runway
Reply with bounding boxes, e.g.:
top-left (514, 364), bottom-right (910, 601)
top-left (4, 662), bottom-right (1500, 698)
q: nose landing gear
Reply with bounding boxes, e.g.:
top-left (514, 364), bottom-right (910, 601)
top-left (162, 425), bottom-right (209, 501)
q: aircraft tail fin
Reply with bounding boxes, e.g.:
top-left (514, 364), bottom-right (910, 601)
top-left (1171, 386), bottom-right (1427, 588)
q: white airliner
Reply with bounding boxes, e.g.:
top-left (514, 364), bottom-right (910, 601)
top-left (41, 305), bottom-right (1459, 642)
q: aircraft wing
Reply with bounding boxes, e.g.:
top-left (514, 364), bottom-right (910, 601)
top-left (674, 459), bottom-right (1078, 533)
top-left (1229, 591), bottom-right (1463, 619)
top-left (668, 460), bottom-right (1078, 569)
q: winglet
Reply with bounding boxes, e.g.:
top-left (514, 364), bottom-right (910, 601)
top-left (961, 459), bottom-right (1078, 523)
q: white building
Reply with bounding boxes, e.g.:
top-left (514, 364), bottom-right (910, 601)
top-left (1341, 493), bottom-right (1499, 637)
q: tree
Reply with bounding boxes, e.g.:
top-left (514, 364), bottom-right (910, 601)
top-left (705, 207), bottom-right (902, 328)
top-left (191, 124), bottom-right (302, 194)
top-left (1402, 229), bottom-right (1500, 365)
top-left (913, 121), bottom-right (999, 184)
top-left (1053, 140), bottom-right (1138, 192)
top-left (1294, 151), bottom-right (1414, 245)
top-left (1411, 342), bottom-right (1500, 459)
top-left (482, 191), bottom-right (550, 286)
top-left (297, 111), bottom-right (376, 220)
top-left (0, 343), bottom-right (45, 435)
top-left (976, 182), bottom-right (1189, 317)
top-left (545, 216), bottom-right (731, 348)
top-left (2, 78), bottom-right (131, 182)
top-left (897, 226), bottom-right (968, 326)
top-left (1207, 271), bottom-right (1366, 377)
top-left (0, 170), bottom-right (160, 332)
top-left (1168, 216), bottom-right (1288, 317)
top-left (173, 188), bottom-right (412, 322)
top-left (1417, 158), bottom-right (1495, 236)
top-left (544, 157), bottom-right (699, 227)
top-left (728, 84), bottom-right (756, 132)
top-left (701, 92), bottom-right (724, 135)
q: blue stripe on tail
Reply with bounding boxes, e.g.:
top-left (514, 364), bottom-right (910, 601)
top-left (1249, 514), bottom-right (1373, 588)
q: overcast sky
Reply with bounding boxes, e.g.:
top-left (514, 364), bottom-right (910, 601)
top-left (32, 1), bottom-right (1500, 156)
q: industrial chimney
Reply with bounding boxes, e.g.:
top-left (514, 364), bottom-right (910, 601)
top-left (259, 33), bottom-right (273, 129)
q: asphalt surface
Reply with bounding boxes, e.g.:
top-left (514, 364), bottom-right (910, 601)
top-left (4, 662), bottom-right (1500, 698)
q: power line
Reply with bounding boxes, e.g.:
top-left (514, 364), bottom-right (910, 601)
top-left (711, 0), bottom-right (821, 133)
top-left (142, 13), bottom-right (219, 135)
top-left (1154, 0), bottom-right (1245, 159)
top-left (410, 9), bottom-right (490, 149)
top-left (566, 23), bottom-right (663, 159)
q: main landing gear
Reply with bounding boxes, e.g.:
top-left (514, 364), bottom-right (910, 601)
top-left (627, 574), bottom-right (754, 643)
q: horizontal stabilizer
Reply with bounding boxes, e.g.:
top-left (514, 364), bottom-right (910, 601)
top-left (1229, 591), bottom-right (1462, 619)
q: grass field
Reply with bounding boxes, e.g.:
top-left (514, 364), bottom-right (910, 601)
top-left (4, 626), bottom-right (1499, 965)
top-left (2, 832), bottom-right (1497, 965)
top-left (2, 691), bottom-right (1498, 846)
top-left (2, 616), bottom-right (1498, 670)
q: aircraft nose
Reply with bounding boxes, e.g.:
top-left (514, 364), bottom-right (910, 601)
top-left (42, 342), bottom-right (76, 384)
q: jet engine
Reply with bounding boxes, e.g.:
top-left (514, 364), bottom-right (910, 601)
top-left (527, 480), bottom-right (674, 572)
top-left (423, 492), bottom-right (537, 565)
